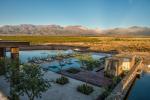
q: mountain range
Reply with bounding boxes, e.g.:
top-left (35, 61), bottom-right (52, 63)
top-left (0, 24), bottom-right (149, 36)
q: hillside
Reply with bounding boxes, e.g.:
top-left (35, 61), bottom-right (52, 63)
top-left (0, 24), bottom-right (150, 36)
top-left (104, 26), bottom-right (150, 36)
top-left (0, 24), bottom-right (100, 36)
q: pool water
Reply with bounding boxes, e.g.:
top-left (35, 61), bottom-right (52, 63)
top-left (6, 50), bottom-right (109, 72)
top-left (6, 50), bottom-right (74, 63)
top-left (41, 58), bottom-right (81, 72)
top-left (127, 73), bottom-right (150, 100)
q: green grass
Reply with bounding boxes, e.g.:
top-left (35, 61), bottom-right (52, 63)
top-left (0, 36), bottom-right (150, 52)
top-left (0, 36), bottom-right (101, 44)
top-left (0, 36), bottom-right (150, 44)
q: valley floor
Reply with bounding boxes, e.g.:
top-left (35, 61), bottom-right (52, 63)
top-left (0, 36), bottom-right (150, 65)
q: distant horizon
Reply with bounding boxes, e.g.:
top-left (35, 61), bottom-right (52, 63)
top-left (0, 24), bottom-right (149, 30)
top-left (0, 0), bottom-right (150, 29)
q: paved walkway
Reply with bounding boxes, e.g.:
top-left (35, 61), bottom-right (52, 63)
top-left (0, 71), bottom-right (104, 100)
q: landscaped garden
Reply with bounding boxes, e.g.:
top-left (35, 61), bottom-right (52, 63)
top-left (0, 50), bottom-right (110, 100)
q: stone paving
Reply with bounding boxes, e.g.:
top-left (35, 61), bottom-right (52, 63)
top-left (0, 71), bottom-right (104, 100)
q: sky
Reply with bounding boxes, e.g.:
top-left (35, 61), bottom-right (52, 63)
top-left (0, 0), bottom-right (150, 29)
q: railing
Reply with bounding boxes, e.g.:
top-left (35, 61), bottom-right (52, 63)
top-left (105, 60), bottom-right (142, 100)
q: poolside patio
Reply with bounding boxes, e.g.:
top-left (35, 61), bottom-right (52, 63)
top-left (0, 71), bottom-right (104, 100)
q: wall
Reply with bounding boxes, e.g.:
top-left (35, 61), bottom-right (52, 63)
top-left (105, 60), bottom-right (142, 100)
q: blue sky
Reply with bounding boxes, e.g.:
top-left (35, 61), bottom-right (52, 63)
top-left (0, 0), bottom-right (150, 29)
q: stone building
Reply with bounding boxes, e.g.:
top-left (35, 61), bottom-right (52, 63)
top-left (104, 54), bottom-right (136, 77)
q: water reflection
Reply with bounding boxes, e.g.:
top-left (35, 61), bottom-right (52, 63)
top-left (127, 73), bottom-right (150, 100)
top-left (6, 50), bottom-right (109, 72)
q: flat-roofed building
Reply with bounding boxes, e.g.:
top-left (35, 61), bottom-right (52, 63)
top-left (0, 40), bottom-right (29, 58)
top-left (0, 40), bottom-right (30, 75)
top-left (104, 54), bottom-right (136, 77)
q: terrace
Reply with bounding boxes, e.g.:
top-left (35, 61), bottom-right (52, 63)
top-left (0, 42), bottom-right (113, 100)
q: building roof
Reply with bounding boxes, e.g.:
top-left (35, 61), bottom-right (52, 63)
top-left (0, 40), bottom-right (30, 47)
top-left (106, 54), bottom-right (135, 62)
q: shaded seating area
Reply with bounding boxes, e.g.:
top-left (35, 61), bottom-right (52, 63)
top-left (0, 40), bottom-right (30, 58)
top-left (0, 40), bottom-right (30, 74)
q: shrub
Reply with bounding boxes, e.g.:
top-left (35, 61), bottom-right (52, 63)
top-left (67, 68), bottom-right (80, 74)
top-left (99, 90), bottom-right (110, 99)
top-left (77, 84), bottom-right (94, 95)
top-left (56, 76), bottom-right (69, 85)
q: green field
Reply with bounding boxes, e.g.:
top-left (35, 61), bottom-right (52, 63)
top-left (0, 36), bottom-right (101, 44)
top-left (0, 36), bottom-right (150, 52)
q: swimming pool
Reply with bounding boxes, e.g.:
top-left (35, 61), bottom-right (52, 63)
top-left (6, 50), bottom-right (110, 72)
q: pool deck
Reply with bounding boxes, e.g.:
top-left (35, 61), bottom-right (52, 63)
top-left (0, 71), bottom-right (104, 100)
top-left (62, 70), bottom-right (112, 87)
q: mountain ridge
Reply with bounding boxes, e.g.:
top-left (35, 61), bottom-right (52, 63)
top-left (0, 24), bottom-right (149, 36)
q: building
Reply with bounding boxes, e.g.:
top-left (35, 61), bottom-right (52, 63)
top-left (104, 54), bottom-right (136, 77)
top-left (0, 40), bottom-right (29, 58)
top-left (0, 40), bottom-right (30, 75)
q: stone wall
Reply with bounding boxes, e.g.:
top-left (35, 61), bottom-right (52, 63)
top-left (19, 45), bottom-right (89, 51)
top-left (105, 60), bottom-right (142, 100)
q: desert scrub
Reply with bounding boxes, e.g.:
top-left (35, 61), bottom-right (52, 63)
top-left (67, 68), bottom-right (80, 74)
top-left (56, 76), bottom-right (69, 85)
top-left (77, 84), bottom-right (94, 95)
top-left (1, 36), bottom-right (150, 52)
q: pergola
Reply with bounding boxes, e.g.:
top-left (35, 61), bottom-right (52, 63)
top-left (0, 40), bottom-right (30, 59)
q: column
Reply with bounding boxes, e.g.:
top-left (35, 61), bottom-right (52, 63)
top-left (0, 48), bottom-right (6, 75)
top-left (0, 48), bottom-right (6, 58)
top-left (11, 47), bottom-right (19, 60)
top-left (10, 47), bottom-right (20, 100)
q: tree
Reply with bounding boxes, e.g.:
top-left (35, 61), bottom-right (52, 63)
top-left (75, 54), bottom-right (100, 85)
top-left (6, 62), bottom-right (50, 100)
top-left (4, 58), bottom-right (20, 100)
top-left (55, 51), bottom-right (69, 85)
top-left (84, 57), bottom-right (100, 71)
top-left (6, 63), bottom-right (51, 100)
top-left (75, 54), bottom-right (91, 85)
top-left (75, 54), bottom-right (88, 69)
top-left (76, 54), bottom-right (100, 71)
top-left (56, 51), bottom-right (66, 76)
